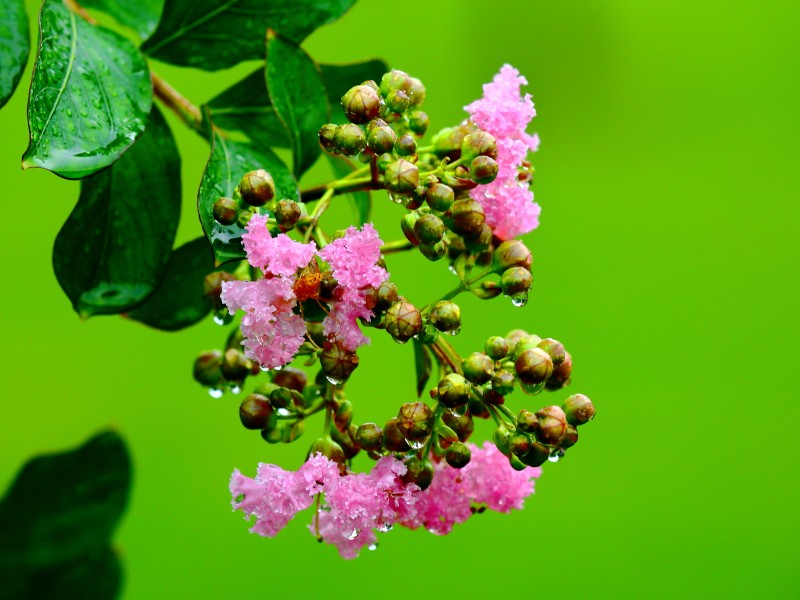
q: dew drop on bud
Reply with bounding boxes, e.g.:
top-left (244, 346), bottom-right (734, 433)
top-left (326, 375), bottom-right (345, 385)
top-left (448, 327), bottom-right (461, 336)
top-left (405, 438), bottom-right (425, 450)
top-left (511, 293), bottom-right (528, 307)
top-left (230, 385), bottom-right (242, 395)
top-left (277, 408), bottom-right (291, 416)
top-left (448, 405), bottom-right (468, 418)
top-left (208, 388), bottom-right (223, 398)
top-left (548, 448), bottom-right (566, 462)
top-left (448, 265), bottom-right (457, 275)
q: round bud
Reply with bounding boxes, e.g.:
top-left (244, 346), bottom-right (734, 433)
top-left (485, 336), bottom-right (509, 360)
top-left (221, 348), bottom-right (251, 381)
top-left (437, 373), bottom-right (471, 408)
top-left (447, 199), bottom-right (485, 237)
top-left (367, 124), bottom-right (396, 154)
top-left (462, 352), bottom-right (494, 385)
top-left (419, 241), bottom-right (446, 262)
top-left (401, 212), bottom-right (420, 245)
top-left (561, 424), bottom-right (579, 448)
top-left (408, 111), bottom-right (429, 135)
top-left (408, 77), bottom-right (426, 106)
top-left (334, 399), bottom-right (353, 432)
top-left (493, 240), bottom-right (533, 271)
top-left (492, 426), bottom-right (512, 456)
top-left (512, 335), bottom-right (544, 360)
top-left (376, 281), bottom-right (399, 311)
top-left (426, 183), bottom-right (455, 212)
top-left (429, 300), bottom-right (461, 333)
top-left (268, 387), bottom-right (293, 411)
top-left (334, 123), bottom-right (366, 156)
top-left (239, 169), bottom-right (275, 207)
top-left (535, 405), bottom-right (568, 445)
top-left (382, 417), bottom-right (411, 452)
top-left (470, 156), bottom-right (499, 184)
top-left (319, 123), bottom-right (337, 152)
top-left (432, 125), bottom-right (468, 159)
top-left (562, 394), bottom-right (596, 425)
top-left (394, 134), bottom-right (417, 156)
top-left (505, 329), bottom-right (531, 351)
top-left (517, 409), bottom-right (539, 434)
top-left (274, 199), bottom-right (301, 231)
top-left (385, 89), bottom-right (411, 113)
top-left (239, 394), bottom-right (273, 430)
top-left (261, 424), bottom-right (284, 444)
top-left (272, 367), bottom-right (307, 393)
top-left (380, 69), bottom-right (411, 96)
top-left (308, 436), bottom-right (346, 466)
top-left (537, 338), bottom-right (567, 368)
top-left (330, 422), bottom-right (358, 459)
top-left (491, 370), bottom-right (516, 396)
top-left (212, 197), bottom-right (239, 225)
top-left (385, 300), bottom-right (423, 343)
top-left (442, 410), bottom-right (474, 442)
top-left (362, 80), bottom-right (380, 94)
top-left (462, 224), bottom-right (493, 253)
top-left (193, 350), bottom-right (222, 387)
top-left (515, 348), bottom-right (554, 385)
top-left (461, 131), bottom-right (498, 160)
top-left (341, 84), bottom-right (381, 124)
top-left (546, 351), bottom-right (573, 390)
top-left (414, 214), bottom-right (445, 245)
top-left (355, 423), bottom-right (383, 451)
top-left (501, 267), bottom-right (533, 296)
top-left (397, 402), bottom-right (434, 442)
top-left (385, 159), bottom-right (419, 194)
top-left (319, 342), bottom-right (359, 384)
top-left (204, 271), bottom-right (238, 311)
top-left (510, 433), bottom-right (532, 457)
top-left (445, 442), bottom-right (471, 469)
top-left (401, 457), bottom-right (434, 491)
top-left (520, 441), bottom-right (550, 467)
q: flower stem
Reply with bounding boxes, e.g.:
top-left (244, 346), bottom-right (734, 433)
top-left (380, 239), bottom-right (414, 254)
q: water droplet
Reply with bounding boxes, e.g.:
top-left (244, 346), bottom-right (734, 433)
top-left (368, 543), bottom-right (378, 551)
top-left (393, 337), bottom-right (409, 345)
top-left (345, 529), bottom-right (360, 540)
top-left (377, 523), bottom-right (393, 533)
top-left (448, 328), bottom-right (461, 336)
top-left (548, 449), bottom-right (566, 463)
top-left (277, 408), bottom-right (291, 417)
top-left (448, 405), bottom-right (468, 418)
top-left (259, 365), bottom-right (271, 372)
top-left (213, 310), bottom-right (232, 325)
top-left (208, 388), bottom-right (223, 398)
top-left (273, 365), bottom-right (283, 371)
top-left (325, 375), bottom-right (344, 385)
top-left (511, 293), bottom-right (528, 307)
top-left (230, 385), bottom-right (242, 395)
top-left (405, 438), bottom-right (425, 450)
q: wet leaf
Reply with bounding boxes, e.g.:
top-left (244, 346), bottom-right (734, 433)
top-left (327, 154), bottom-right (371, 226)
top-left (53, 106), bottom-right (180, 317)
top-left (266, 31), bottom-right (329, 179)
top-left (23, 0), bottom-right (152, 179)
top-left (198, 125), bottom-right (298, 266)
top-left (319, 60), bottom-right (388, 124)
top-left (142, 0), bottom-right (356, 71)
top-left (413, 339), bottom-right (433, 398)
top-left (82, 0), bottom-right (164, 39)
top-left (0, 431), bottom-right (131, 600)
top-left (0, 0), bottom-right (29, 110)
top-left (128, 237), bottom-right (216, 331)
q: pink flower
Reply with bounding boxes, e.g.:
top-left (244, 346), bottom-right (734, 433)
top-left (466, 64), bottom-right (542, 240)
top-left (241, 214), bottom-right (316, 277)
top-left (311, 510), bottom-right (378, 559)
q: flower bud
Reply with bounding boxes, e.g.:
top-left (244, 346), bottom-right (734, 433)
top-left (516, 409), bottom-right (539, 434)
top-left (562, 394), bottom-right (595, 425)
top-left (492, 426), bottom-right (512, 456)
top-left (463, 224), bottom-right (493, 253)
top-left (537, 338), bottom-right (567, 368)
top-left (355, 422), bottom-right (383, 451)
top-left (491, 370), bottom-right (516, 396)
top-left (331, 400), bottom-right (352, 433)
top-left (380, 69), bottom-right (411, 96)
top-left (483, 389), bottom-right (505, 405)
top-left (445, 442), bottom-right (471, 469)
top-left (447, 199), bottom-right (485, 237)
top-left (334, 123), bottom-right (366, 156)
top-left (362, 79), bottom-right (380, 94)
top-left (419, 241), bottom-right (446, 262)
top-left (467, 394), bottom-right (490, 419)
top-left (400, 212), bottom-right (420, 245)
top-left (274, 199), bottom-right (301, 231)
top-left (546, 351), bottom-right (573, 390)
top-left (238, 169), bottom-right (275, 207)
top-left (367, 124), bottom-right (396, 154)
top-left (515, 348), bottom-right (554, 385)
top-left (212, 197), bottom-right (239, 225)
top-left (319, 342), bottom-right (359, 384)
top-left (429, 300), bottom-right (461, 333)
top-left (261, 424), bottom-right (284, 444)
top-left (408, 77), bottom-right (426, 106)
top-left (505, 329), bottom-right (531, 352)
top-left (520, 441), bottom-right (550, 467)
top-left (460, 131), bottom-right (498, 161)
top-left (269, 387), bottom-right (293, 410)
top-left (469, 156), bottom-right (498, 184)
top-left (330, 422), bottom-right (359, 459)
top-left (319, 123), bottom-right (337, 152)
top-left (272, 367), bottom-right (307, 393)
top-left (385, 300), bottom-right (422, 343)
top-left (501, 266), bottom-right (533, 296)
top-left (385, 159), bottom-right (419, 194)
top-left (221, 348), bottom-right (251, 381)
top-left (394, 134), bottom-right (417, 156)
top-left (462, 352), bottom-right (494, 385)
top-left (432, 125), bottom-right (469, 159)
top-left (561, 424), bottom-right (579, 448)
top-left (382, 417), bottom-right (411, 452)
top-left (417, 322), bottom-right (439, 344)
top-left (437, 373), bottom-right (471, 408)
top-left (401, 457), bottom-right (434, 491)
top-left (204, 272), bottom-right (238, 311)
top-left (408, 110), bottom-right (429, 135)
top-left (375, 281), bottom-right (399, 311)
top-left (485, 336), bottom-right (509, 360)
top-left (253, 381), bottom-right (280, 397)
top-left (425, 183), bottom-right (454, 212)
top-left (512, 334), bottom-right (543, 359)
top-left (397, 402), bottom-right (434, 442)
top-left (341, 84), bottom-right (381, 124)
top-left (442, 410), bottom-right (474, 442)
top-left (510, 433), bottom-right (532, 457)
top-left (535, 405), bottom-right (568, 445)
top-left (385, 89), bottom-right (411, 113)
top-left (493, 240), bottom-right (533, 271)
top-left (308, 436), bottom-right (346, 467)
top-left (239, 394), bottom-right (273, 430)
top-left (414, 214), bottom-right (445, 245)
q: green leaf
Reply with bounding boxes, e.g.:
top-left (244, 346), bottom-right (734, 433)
top-left (266, 31), bottom-right (329, 179)
top-left (0, 0), bottom-right (29, 110)
top-left (141, 0), bottom-right (356, 71)
top-left (319, 60), bottom-right (388, 124)
top-left (81, 0), bottom-right (164, 39)
top-left (128, 237), bottom-right (216, 331)
top-left (198, 126), bottom-right (298, 266)
top-left (327, 154), bottom-right (371, 226)
top-left (23, 0), bottom-right (152, 179)
top-left (413, 339), bottom-right (433, 398)
top-left (53, 106), bottom-right (181, 317)
top-left (0, 431), bottom-right (131, 600)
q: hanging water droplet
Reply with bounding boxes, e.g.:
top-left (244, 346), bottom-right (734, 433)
top-left (208, 388), bottom-right (223, 398)
top-left (448, 265), bottom-right (457, 275)
top-left (345, 529), bottom-right (360, 540)
top-left (230, 385), bottom-right (242, 395)
top-left (393, 337), bottom-right (409, 345)
top-left (368, 543), bottom-right (378, 551)
top-left (377, 523), bottom-right (393, 533)
top-left (548, 449), bottom-right (566, 463)
top-left (448, 405), bottom-right (468, 418)
top-left (277, 408), bottom-right (291, 417)
top-left (511, 293), bottom-right (528, 307)
top-left (448, 327), bottom-right (461, 336)
top-left (325, 375), bottom-right (344, 385)
top-left (405, 438), bottom-right (425, 450)
top-left (259, 364), bottom-right (271, 372)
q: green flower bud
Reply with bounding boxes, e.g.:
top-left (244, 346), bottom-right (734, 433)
top-left (437, 373), bottom-right (471, 408)
top-left (537, 338), bottom-right (567, 368)
top-left (447, 199), bottom-right (485, 237)
top-left (485, 336), bottom-right (509, 360)
top-left (417, 322), bottom-right (439, 344)
top-left (261, 424), bottom-right (284, 444)
top-left (367, 124), bottom-right (397, 154)
top-left (431, 125), bottom-right (468, 159)
top-left (239, 169), bottom-right (275, 207)
top-left (520, 441), bottom-right (550, 467)
top-left (493, 240), bottom-right (533, 271)
top-left (401, 457), bottom-right (434, 491)
top-left (355, 423), bottom-right (383, 451)
top-left (425, 183), bottom-right (455, 212)
top-left (334, 399), bottom-right (353, 432)
top-left (561, 424), bottom-right (579, 448)
top-left (400, 211), bottom-right (420, 245)
top-left (212, 197), bottom-right (239, 225)
top-left (512, 334), bottom-right (544, 360)
top-left (203, 272), bottom-right (238, 311)
top-left (546, 351), bottom-right (573, 390)
top-left (382, 417), bottom-right (411, 452)
top-left (357, 148), bottom-right (374, 164)
top-left (385, 300), bottom-right (423, 343)
top-left (319, 123), bottom-right (337, 152)
top-left (408, 110), bottom-right (429, 135)
top-left (408, 76), bottom-right (426, 106)
top-left (334, 123), bottom-right (366, 156)
top-left (236, 207), bottom-right (256, 229)
top-left (253, 381), bottom-right (280, 397)
top-left (516, 409), bottom-right (539, 434)
top-left (397, 402), bottom-right (434, 442)
top-left (414, 214), bottom-right (445, 245)
top-left (385, 159), bottom-right (419, 194)
top-left (493, 426), bottom-right (512, 456)
top-left (308, 436), bottom-right (346, 467)
top-left (462, 352), bottom-right (494, 385)
top-left (274, 199), bottom-right (301, 231)
top-left (394, 134), bottom-right (417, 156)
top-left (491, 370), bottom-right (516, 396)
top-left (239, 394), bottom-right (273, 429)
top-left (505, 329), bottom-right (531, 351)
top-left (319, 342), bottom-right (359, 384)
top-left (445, 442), bottom-right (471, 469)
top-left (385, 89), bottom-right (411, 113)
top-left (510, 433), bottom-right (532, 457)
top-left (221, 348), bottom-right (252, 381)
top-left (562, 394), bottom-right (596, 425)
top-left (272, 367), bottom-right (307, 393)
top-left (362, 79), bottom-right (380, 94)
top-left (463, 224), bottom-right (493, 253)
top-left (380, 69), bottom-right (411, 96)
top-left (376, 281), bottom-right (399, 311)
top-left (376, 152), bottom-right (394, 173)
top-left (442, 410), bottom-right (474, 442)
top-left (330, 422), bottom-right (358, 459)
top-left (535, 405), bottom-right (568, 445)
top-left (419, 241), bottom-right (446, 262)
top-left (429, 300), bottom-right (461, 333)
top-left (515, 348), bottom-right (554, 385)
top-left (269, 387), bottom-right (293, 410)
top-left (460, 131), bottom-right (498, 161)
top-left (341, 84), bottom-right (382, 124)
top-left (501, 266), bottom-right (533, 296)
top-left (470, 156), bottom-right (499, 184)
top-left (467, 393), bottom-right (490, 419)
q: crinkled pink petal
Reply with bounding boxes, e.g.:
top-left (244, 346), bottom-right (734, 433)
top-left (399, 462), bottom-right (472, 536)
top-left (471, 180), bottom-right (541, 240)
top-left (462, 442), bottom-right (541, 512)
top-left (319, 223), bottom-right (387, 290)
top-left (242, 214), bottom-right (317, 277)
top-left (322, 288), bottom-right (374, 351)
top-left (296, 453), bottom-right (341, 496)
top-left (311, 510), bottom-right (378, 560)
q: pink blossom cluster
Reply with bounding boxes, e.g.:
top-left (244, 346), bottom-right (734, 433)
top-left (230, 443), bottom-right (541, 558)
top-left (221, 216), bottom-right (387, 369)
top-left (466, 64), bottom-right (542, 240)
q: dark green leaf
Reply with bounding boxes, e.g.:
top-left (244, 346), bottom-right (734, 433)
top-left (0, 431), bottom-right (131, 600)
top-left (82, 0), bottom-right (164, 39)
top-left (141, 0), bottom-right (356, 71)
top-left (327, 154), bottom-right (371, 226)
top-left (266, 31), bottom-right (329, 178)
top-left (199, 126), bottom-right (298, 266)
top-left (413, 339), bottom-right (433, 398)
top-left (0, 0), bottom-right (29, 110)
top-left (53, 106), bottom-right (181, 317)
top-left (320, 60), bottom-right (388, 124)
top-left (22, 0), bottom-right (152, 179)
top-left (128, 237), bottom-right (216, 330)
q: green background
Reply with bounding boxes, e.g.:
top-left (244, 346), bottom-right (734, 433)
top-left (2, 0), bottom-right (798, 597)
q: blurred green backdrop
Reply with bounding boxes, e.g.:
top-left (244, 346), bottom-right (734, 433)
top-left (2, 0), bottom-right (798, 598)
